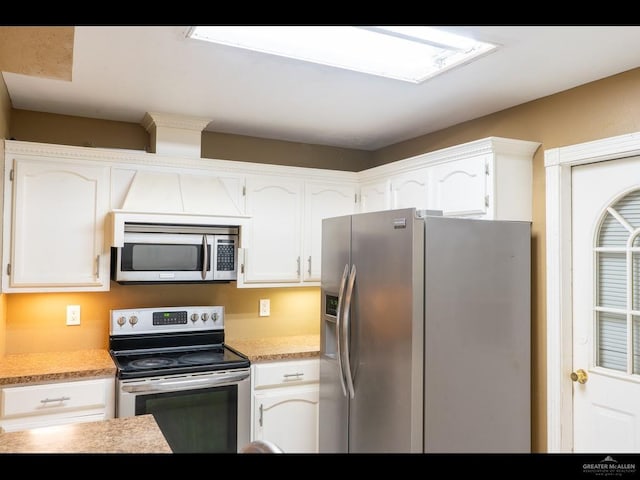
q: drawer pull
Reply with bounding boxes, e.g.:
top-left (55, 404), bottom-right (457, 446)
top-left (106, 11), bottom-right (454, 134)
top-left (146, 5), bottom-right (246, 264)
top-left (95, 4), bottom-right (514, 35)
top-left (40, 396), bottom-right (71, 404)
top-left (283, 372), bottom-right (304, 380)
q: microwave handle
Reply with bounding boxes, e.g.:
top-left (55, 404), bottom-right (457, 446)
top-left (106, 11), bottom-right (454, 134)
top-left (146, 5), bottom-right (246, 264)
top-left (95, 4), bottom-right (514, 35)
top-left (202, 234), bottom-right (208, 280)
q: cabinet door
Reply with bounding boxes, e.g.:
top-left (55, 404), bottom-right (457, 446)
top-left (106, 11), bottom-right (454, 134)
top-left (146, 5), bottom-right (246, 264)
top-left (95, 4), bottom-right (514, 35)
top-left (390, 168), bottom-right (429, 210)
top-left (359, 179), bottom-right (390, 213)
top-left (243, 176), bottom-right (302, 283)
top-left (303, 181), bottom-right (356, 282)
top-left (6, 158), bottom-right (110, 291)
top-left (253, 384), bottom-right (319, 453)
top-left (430, 155), bottom-right (489, 217)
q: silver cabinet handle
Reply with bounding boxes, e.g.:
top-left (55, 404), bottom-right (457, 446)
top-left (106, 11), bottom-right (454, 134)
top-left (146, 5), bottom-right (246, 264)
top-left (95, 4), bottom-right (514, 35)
top-left (41, 396), bottom-right (70, 404)
top-left (307, 256), bottom-right (312, 276)
top-left (296, 256), bottom-right (301, 276)
top-left (283, 372), bottom-right (304, 380)
top-left (95, 255), bottom-right (100, 278)
top-left (259, 403), bottom-right (264, 427)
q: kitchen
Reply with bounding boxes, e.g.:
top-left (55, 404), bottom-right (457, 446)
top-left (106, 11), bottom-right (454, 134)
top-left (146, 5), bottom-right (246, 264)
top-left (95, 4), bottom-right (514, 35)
top-left (1, 26), bottom-right (640, 456)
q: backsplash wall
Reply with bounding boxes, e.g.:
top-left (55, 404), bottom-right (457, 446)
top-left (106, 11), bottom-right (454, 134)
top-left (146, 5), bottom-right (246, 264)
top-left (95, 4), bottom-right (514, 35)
top-left (4, 283), bottom-right (320, 354)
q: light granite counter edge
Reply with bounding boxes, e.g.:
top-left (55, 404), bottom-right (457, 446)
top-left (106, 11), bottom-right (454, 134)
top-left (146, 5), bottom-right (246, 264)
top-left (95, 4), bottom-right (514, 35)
top-left (0, 349), bottom-right (117, 386)
top-left (227, 334), bottom-right (320, 363)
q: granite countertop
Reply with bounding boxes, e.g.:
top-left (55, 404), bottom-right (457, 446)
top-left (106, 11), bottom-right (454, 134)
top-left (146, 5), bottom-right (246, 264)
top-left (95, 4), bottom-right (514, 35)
top-left (0, 349), bottom-right (116, 385)
top-left (227, 334), bottom-right (320, 362)
top-left (0, 414), bottom-right (172, 453)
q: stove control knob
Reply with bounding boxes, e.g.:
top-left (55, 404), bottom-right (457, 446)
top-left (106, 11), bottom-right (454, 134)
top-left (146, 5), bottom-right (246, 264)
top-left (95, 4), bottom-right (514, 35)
top-left (190, 313), bottom-right (199, 322)
top-left (129, 315), bottom-right (138, 326)
top-left (117, 316), bottom-right (126, 327)
top-left (212, 312), bottom-right (219, 322)
top-left (201, 313), bottom-right (209, 322)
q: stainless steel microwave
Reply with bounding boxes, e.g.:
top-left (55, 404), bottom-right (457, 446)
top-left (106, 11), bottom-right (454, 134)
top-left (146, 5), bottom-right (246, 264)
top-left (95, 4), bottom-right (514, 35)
top-left (111, 222), bottom-right (238, 284)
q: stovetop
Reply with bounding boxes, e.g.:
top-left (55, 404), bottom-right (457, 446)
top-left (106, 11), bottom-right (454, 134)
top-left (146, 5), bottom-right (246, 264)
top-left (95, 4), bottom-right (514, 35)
top-left (110, 344), bottom-right (250, 379)
top-left (109, 306), bottom-right (250, 379)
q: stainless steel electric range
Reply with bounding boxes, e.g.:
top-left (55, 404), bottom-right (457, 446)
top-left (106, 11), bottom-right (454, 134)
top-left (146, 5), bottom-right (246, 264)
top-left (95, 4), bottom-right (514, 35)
top-left (109, 305), bottom-right (251, 453)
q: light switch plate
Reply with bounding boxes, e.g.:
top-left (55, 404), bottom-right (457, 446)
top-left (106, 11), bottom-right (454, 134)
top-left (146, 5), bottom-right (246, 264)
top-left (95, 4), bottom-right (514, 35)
top-left (259, 299), bottom-right (270, 317)
top-left (66, 305), bottom-right (81, 325)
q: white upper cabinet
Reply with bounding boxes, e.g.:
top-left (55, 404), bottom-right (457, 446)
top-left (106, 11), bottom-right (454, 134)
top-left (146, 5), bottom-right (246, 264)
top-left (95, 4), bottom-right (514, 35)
top-left (359, 179), bottom-right (390, 213)
top-left (0, 137), bottom-right (538, 292)
top-left (303, 181), bottom-right (357, 282)
top-left (2, 154), bottom-right (110, 292)
top-left (359, 137), bottom-right (540, 222)
top-left (241, 175), bottom-right (303, 285)
top-left (430, 154), bottom-right (489, 217)
top-left (360, 169), bottom-right (430, 214)
top-left (390, 168), bottom-right (430, 210)
top-left (238, 174), bottom-right (357, 287)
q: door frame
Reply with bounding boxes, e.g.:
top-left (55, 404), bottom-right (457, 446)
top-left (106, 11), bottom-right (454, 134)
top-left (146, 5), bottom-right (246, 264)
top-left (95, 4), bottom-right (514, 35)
top-left (545, 131), bottom-right (640, 452)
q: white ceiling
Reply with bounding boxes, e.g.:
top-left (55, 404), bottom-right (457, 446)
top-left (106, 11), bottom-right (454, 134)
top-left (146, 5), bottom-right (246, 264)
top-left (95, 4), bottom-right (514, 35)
top-left (4, 25), bottom-right (640, 151)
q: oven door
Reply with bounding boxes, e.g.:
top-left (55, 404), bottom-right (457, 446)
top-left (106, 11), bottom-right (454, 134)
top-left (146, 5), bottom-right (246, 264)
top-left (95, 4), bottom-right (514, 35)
top-left (117, 369), bottom-right (250, 453)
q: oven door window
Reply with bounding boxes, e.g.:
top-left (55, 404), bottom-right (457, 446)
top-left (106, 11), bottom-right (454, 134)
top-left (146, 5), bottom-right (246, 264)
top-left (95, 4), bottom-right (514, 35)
top-left (135, 386), bottom-right (237, 453)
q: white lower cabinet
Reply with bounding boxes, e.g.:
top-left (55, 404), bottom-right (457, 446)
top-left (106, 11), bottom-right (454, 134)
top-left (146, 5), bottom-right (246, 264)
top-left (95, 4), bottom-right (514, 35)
top-left (251, 358), bottom-right (319, 453)
top-left (0, 377), bottom-right (115, 433)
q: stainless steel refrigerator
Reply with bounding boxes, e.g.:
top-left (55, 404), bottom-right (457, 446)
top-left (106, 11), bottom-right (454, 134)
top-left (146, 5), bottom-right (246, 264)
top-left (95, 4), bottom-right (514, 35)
top-left (319, 208), bottom-right (530, 453)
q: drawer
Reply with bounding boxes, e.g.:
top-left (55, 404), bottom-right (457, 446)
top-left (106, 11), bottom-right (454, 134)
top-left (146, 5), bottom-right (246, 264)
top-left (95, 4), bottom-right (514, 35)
top-left (253, 359), bottom-right (319, 389)
top-left (1, 379), bottom-right (108, 418)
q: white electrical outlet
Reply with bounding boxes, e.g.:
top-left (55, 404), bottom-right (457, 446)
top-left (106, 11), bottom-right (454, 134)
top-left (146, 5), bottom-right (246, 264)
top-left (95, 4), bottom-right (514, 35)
top-left (66, 305), bottom-right (81, 325)
top-left (259, 299), bottom-right (270, 317)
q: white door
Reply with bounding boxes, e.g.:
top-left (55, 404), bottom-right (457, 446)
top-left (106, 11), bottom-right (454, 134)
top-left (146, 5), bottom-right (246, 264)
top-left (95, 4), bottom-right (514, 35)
top-left (572, 156), bottom-right (640, 452)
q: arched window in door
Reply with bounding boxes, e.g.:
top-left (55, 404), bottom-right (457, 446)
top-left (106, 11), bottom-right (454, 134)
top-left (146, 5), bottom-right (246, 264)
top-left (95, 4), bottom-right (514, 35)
top-left (596, 189), bottom-right (640, 373)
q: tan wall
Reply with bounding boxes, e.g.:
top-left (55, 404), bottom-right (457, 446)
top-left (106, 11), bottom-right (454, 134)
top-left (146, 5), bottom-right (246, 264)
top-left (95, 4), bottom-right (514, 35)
top-left (10, 110), bottom-right (149, 151)
top-left (202, 131), bottom-right (371, 171)
top-left (4, 284), bottom-right (319, 354)
top-left (0, 76), bottom-right (10, 139)
top-left (7, 66), bottom-right (640, 452)
top-left (11, 110), bottom-right (372, 172)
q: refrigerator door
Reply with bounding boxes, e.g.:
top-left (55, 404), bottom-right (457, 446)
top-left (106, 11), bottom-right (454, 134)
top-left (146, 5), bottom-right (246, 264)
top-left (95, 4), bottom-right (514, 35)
top-left (349, 208), bottom-right (424, 453)
top-left (423, 216), bottom-right (531, 453)
top-left (319, 214), bottom-right (351, 453)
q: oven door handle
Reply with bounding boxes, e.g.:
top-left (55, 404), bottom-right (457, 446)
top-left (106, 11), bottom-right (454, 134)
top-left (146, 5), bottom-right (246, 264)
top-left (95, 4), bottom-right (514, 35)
top-left (121, 372), bottom-right (250, 393)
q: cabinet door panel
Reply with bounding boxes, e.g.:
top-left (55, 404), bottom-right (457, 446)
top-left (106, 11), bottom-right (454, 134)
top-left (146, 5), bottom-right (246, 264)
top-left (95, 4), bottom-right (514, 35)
top-left (303, 182), bottom-right (356, 282)
top-left (360, 180), bottom-right (390, 213)
top-left (431, 155), bottom-right (488, 217)
top-left (391, 169), bottom-right (429, 210)
top-left (9, 158), bottom-right (109, 289)
top-left (253, 385), bottom-right (319, 453)
top-left (243, 176), bottom-right (302, 283)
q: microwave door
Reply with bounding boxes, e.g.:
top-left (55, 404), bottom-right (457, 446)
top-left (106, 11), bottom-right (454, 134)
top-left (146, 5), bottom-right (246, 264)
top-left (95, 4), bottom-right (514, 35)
top-left (115, 232), bottom-right (214, 283)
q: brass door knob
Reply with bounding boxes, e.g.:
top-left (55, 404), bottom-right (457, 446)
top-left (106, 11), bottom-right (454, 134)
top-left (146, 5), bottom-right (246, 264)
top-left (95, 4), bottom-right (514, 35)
top-left (571, 369), bottom-right (588, 384)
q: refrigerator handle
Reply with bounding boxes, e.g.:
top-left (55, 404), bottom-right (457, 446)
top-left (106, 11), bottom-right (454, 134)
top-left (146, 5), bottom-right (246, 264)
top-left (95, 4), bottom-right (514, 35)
top-left (335, 263), bottom-right (350, 397)
top-left (342, 264), bottom-right (357, 399)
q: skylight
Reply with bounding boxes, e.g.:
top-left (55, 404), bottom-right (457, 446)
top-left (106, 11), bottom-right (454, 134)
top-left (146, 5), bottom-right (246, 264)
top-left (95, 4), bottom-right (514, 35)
top-left (186, 26), bottom-right (498, 84)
